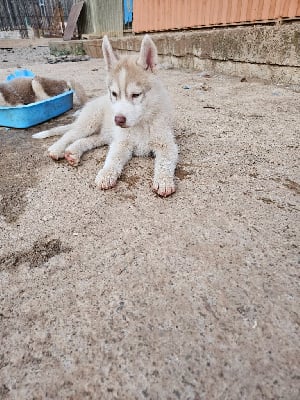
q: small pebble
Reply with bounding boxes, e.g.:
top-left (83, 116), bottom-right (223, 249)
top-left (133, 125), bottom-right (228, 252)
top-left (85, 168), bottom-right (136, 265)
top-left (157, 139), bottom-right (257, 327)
top-left (42, 215), bottom-right (53, 222)
top-left (198, 71), bottom-right (211, 78)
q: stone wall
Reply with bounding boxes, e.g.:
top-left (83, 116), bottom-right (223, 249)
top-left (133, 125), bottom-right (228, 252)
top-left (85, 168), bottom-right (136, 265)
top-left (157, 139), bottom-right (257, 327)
top-left (49, 22), bottom-right (300, 84)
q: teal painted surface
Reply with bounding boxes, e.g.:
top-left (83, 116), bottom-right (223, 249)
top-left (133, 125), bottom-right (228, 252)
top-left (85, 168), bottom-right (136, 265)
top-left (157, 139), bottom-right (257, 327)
top-left (124, 0), bottom-right (133, 23)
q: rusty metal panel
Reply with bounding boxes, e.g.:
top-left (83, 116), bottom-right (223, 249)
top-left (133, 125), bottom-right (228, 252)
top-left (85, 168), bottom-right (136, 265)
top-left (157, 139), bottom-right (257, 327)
top-left (133, 0), bottom-right (300, 33)
top-left (286, 0), bottom-right (300, 17)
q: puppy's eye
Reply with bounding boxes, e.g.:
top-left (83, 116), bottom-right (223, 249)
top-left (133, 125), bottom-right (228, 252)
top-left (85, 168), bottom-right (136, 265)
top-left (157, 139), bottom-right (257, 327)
top-left (111, 91), bottom-right (117, 98)
top-left (132, 93), bottom-right (141, 99)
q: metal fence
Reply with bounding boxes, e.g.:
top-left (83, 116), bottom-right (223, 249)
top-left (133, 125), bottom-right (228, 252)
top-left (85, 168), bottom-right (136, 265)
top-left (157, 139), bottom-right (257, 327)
top-left (0, 0), bottom-right (76, 38)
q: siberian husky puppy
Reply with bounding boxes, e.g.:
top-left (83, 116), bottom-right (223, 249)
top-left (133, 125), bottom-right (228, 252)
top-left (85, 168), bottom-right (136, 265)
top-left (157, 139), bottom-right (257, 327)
top-left (33, 35), bottom-right (178, 197)
top-left (0, 76), bottom-right (87, 106)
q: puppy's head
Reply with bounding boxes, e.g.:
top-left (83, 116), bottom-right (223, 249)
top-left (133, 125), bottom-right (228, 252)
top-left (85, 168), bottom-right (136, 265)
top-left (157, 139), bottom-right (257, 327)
top-left (102, 35), bottom-right (158, 128)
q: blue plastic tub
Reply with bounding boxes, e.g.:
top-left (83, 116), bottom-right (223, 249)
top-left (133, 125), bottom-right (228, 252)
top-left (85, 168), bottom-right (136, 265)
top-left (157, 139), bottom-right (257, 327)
top-left (0, 69), bottom-right (74, 128)
top-left (0, 91), bottom-right (74, 128)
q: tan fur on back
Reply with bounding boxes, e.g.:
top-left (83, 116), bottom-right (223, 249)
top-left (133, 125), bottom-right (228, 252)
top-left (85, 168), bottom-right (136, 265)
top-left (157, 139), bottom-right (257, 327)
top-left (0, 78), bottom-right (35, 105)
top-left (0, 76), bottom-right (87, 106)
top-left (33, 76), bottom-right (69, 97)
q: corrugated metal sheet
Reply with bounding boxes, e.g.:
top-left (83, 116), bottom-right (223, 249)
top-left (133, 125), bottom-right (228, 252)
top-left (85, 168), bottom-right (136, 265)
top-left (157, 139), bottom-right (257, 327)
top-left (80, 0), bottom-right (123, 36)
top-left (133, 0), bottom-right (300, 33)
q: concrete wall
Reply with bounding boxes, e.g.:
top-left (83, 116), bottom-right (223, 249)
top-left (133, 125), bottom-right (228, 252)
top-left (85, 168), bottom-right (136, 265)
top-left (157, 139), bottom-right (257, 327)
top-left (50, 22), bottom-right (300, 84)
top-left (111, 23), bottom-right (300, 84)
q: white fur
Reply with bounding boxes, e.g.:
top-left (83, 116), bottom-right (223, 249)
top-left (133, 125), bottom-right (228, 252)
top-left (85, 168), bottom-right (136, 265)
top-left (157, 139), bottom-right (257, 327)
top-left (31, 80), bottom-right (50, 101)
top-left (102, 35), bottom-right (119, 70)
top-left (33, 35), bottom-right (178, 197)
top-left (0, 93), bottom-right (5, 106)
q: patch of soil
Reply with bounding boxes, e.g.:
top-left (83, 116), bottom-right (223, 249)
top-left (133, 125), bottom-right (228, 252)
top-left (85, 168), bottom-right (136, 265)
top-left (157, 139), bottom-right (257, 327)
top-left (0, 111), bottom-right (75, 223)
top-left (0, 238), bottom-right (70, 270)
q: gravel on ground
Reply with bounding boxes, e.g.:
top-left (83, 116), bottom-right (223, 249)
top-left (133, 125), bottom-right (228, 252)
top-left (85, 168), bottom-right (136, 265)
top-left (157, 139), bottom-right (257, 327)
top-left (0, 43), bottom-right (299, 400)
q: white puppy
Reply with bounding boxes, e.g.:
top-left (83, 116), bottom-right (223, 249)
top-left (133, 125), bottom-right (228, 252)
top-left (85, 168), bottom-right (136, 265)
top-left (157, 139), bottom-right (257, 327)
top-left (33, 35), bottom-right (178, 197)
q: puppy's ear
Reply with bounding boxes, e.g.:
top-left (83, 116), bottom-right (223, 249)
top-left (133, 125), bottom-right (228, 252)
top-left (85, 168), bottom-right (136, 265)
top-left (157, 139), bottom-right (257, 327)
top-left (137, 35), bottom-right (158, 72)
top-left (102, 35), bottom-right (119, 70)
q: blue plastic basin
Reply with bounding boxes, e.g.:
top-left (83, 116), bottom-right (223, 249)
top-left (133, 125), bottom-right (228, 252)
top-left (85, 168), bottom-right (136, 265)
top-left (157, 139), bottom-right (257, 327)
top-left (0, 91), bottom-right (74, 129)
top-left (0, 69), bottom-right (74, 129)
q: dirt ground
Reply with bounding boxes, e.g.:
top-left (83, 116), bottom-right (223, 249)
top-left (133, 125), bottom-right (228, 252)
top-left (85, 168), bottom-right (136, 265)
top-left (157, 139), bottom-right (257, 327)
top-left (0, 44), bottom-right (299, 400)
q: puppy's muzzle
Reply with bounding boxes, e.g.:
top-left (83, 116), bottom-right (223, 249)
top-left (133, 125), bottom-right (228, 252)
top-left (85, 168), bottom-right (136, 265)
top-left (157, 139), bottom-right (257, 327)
top-left (115, 115), bottom-right (127, 128)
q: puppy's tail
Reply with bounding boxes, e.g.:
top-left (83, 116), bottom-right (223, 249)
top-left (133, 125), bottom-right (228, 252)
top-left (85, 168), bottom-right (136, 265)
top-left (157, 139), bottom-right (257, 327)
top-left (32, 130), bottom-right (57, 139)
top-left (67, 79), bottom-right (88, 105)
top-left (32, 125), bottom-right (69, 139)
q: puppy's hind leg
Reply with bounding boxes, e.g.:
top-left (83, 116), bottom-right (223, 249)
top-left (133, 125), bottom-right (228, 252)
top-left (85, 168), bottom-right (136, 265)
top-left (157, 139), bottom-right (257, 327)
top-left (65, 135), bottom-right (107, 166)
top-left (47, 112), bottom-right (102, 160)
top-left (33, 124), bottom-right (74, 160)
top-left (46, 123), bottom-right (89, 160)
top-left (33, 122), bottom-right (79, 160)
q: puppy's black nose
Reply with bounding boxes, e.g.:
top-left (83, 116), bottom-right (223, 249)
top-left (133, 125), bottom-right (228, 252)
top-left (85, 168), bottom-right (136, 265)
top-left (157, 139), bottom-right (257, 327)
top-left (115, 115), bottom-right (127, 127)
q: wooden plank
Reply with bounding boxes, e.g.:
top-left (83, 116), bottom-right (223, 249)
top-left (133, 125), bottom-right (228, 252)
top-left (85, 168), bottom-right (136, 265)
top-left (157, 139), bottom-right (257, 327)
top-left (63, 1), bottom-right (84, 41)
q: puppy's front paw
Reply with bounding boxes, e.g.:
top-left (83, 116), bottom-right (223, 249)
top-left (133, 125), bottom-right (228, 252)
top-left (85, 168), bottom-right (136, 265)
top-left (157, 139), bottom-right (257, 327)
top-left (48, 143), bottom-right (65, 161)
top-left (153, 177), bottom-right (176, 197)
top-left (95, 169), bottom-right (118, 190)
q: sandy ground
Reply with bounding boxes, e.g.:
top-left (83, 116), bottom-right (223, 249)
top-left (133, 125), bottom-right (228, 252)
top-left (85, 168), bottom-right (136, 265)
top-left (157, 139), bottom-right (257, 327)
top-left (0, 44), bottom-right (299, 400)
